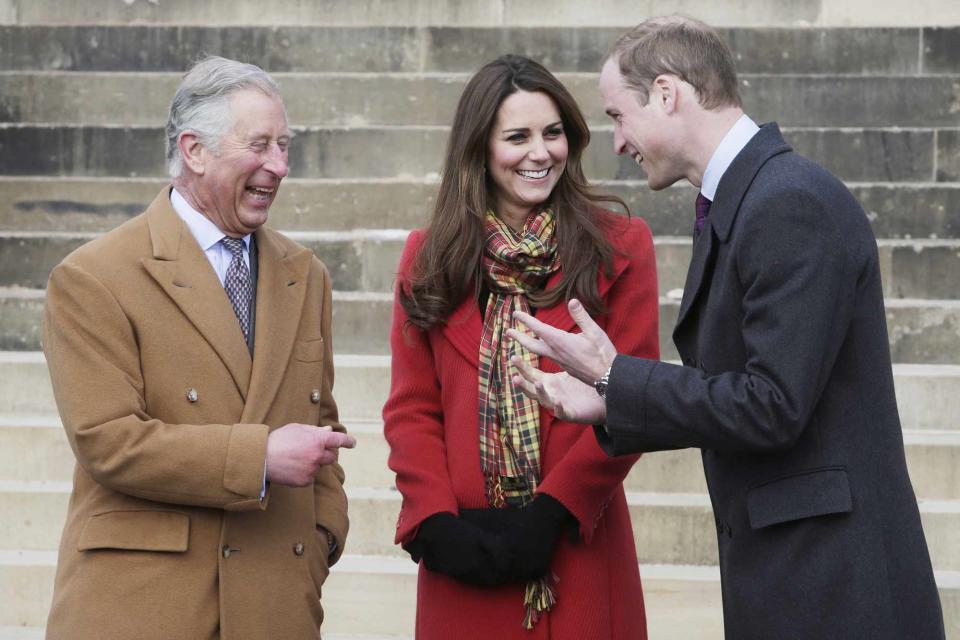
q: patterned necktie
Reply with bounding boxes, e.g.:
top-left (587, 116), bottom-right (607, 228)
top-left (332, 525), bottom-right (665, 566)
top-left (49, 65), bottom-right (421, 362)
top-left (695, 192), bottom-right (712, 237)
top-left (221, 237), bottom-right (252, 340)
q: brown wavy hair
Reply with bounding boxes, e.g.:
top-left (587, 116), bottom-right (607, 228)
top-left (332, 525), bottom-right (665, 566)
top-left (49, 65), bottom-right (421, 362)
top-left (400, 54), bottom-right (628, 330)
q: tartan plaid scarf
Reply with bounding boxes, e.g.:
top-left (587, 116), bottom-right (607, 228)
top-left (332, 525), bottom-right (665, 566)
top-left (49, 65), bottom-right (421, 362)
top-left (478, 208), bottom-right (560, 629)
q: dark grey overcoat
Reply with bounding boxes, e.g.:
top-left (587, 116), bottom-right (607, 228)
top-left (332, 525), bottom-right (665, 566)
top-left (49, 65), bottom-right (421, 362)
top-left (598, 123), bottom-right (945, 639)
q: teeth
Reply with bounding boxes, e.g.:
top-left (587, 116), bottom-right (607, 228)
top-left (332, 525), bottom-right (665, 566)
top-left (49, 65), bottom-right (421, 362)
top-left (517, 168), bottom-right (549, 179)
top-left (248, 187), bottom-right (274, 194)
top-left (634, 155), bottom-right (643, 166)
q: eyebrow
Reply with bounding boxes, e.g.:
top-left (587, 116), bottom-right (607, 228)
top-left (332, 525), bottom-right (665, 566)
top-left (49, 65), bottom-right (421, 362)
top-left (500, 120), bottom-right (564, 134)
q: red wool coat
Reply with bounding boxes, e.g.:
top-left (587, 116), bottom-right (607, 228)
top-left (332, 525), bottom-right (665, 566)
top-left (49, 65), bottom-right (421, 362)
top-left (383, 212), bottom-right (660, 640)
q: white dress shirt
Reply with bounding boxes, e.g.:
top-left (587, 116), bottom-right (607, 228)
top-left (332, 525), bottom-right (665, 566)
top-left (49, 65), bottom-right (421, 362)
top-left (700, 114), bottom-right (760, 201)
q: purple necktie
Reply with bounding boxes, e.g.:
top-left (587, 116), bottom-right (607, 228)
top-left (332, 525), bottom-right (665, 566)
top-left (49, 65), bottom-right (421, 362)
top-left (695, 193), bottom-right (712, 236)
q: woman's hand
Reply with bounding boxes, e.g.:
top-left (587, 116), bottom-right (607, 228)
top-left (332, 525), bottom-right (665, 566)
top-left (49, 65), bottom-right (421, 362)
top-left (403, 512), bottom-right (514, 586)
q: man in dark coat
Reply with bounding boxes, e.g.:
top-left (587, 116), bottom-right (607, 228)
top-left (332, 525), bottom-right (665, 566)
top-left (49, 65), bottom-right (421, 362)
top-left (509, 15), bottom-right (945, 639)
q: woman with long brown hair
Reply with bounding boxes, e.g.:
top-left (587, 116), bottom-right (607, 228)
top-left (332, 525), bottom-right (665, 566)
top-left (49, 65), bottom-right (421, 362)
top-left (383, 54), bottom-right (659, 639)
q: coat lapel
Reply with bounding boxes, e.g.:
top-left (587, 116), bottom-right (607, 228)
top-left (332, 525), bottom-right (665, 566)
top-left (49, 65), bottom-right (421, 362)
top-left (672, 122), bottom-right (793, 341)
top-left (672, 227), bottom-right (717, 337)
top-left (440, 293), bottom-right (483, 368)
top-left (241, 228), bottom-right (313, 425)
top-left (142, 188), bottom-right (253, 398)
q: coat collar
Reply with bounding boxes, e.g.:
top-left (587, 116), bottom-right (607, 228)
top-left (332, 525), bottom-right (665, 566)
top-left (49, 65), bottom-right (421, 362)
top-left (673, 123), bottom-right (792, 333)
top-left (440, 243), bottom-right (633, 367)
top-left (142, 186), bottom-right (312, 414)
top-left (705, 122), bottom-right (792, 244)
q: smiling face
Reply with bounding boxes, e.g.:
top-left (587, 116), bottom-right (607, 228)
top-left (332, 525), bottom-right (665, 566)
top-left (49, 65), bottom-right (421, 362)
top-left (487, 90), bottom-right (568, 229)
top-left (599, 58), bottom-right (684, 191)
top-left (190, 88), bottom-right (291, 236)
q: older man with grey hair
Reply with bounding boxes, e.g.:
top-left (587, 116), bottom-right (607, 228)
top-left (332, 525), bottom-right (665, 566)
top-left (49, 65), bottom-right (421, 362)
top-left (42, 55), bottom-right (355, 639)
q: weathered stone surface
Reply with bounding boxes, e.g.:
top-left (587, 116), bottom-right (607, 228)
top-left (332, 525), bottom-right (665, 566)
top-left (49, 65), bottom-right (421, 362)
top-left (0, 0), bottom-right (504, 27)
top-left (886, 301), bottom-right (960, 364)
top-left (0, 235), bottom-right (88, 288)
top-left (2, 0), bottom-right (958, 28)
top-left (922, 27), bottom-right (960, 73)
top-left (883, 241), bottom-right (960, 299)
top-left (0, 26), bottom-right (922, 74)
top-left (0, 126), bottom-right (162, 177)
top-left (937, 129), bottom-right (960, 183)
top-left (740, 76), bottom-right (960, 128)
top-left (854, 184), bottom-right (960, 239)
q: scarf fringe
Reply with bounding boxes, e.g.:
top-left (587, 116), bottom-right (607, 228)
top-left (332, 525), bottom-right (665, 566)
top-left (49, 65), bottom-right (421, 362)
top-left (522, 574), bottom-right (558, 630)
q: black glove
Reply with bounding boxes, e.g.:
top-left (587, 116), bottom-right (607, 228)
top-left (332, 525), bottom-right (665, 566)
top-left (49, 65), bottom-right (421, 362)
top-left (462, 494), bottom-right (576, 582)
top-left (506, 494), bottom-right (575, 581)
top-left (402, 512), bottom-right (513, 586)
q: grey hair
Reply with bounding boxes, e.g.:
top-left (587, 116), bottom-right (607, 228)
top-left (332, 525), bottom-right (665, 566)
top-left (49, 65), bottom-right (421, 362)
top-left (165, 55), bottom-right (283, 178)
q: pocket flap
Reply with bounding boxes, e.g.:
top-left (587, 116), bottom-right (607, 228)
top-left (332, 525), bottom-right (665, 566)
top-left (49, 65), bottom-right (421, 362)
top-left (78, 510), bottom-right (190, 552)
top-left (295, 338), bottom-right (324, 363)
top-left (747, 467), bottom-right (852, 530)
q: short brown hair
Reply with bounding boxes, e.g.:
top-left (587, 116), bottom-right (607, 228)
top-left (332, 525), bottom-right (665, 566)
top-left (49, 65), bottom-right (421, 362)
top-left (609, 15), bottom-right (741, 109)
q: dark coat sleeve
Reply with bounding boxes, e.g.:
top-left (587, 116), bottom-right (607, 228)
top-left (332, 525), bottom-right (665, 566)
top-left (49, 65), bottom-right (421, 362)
top-left (599, 180), bottom-right (867, 455)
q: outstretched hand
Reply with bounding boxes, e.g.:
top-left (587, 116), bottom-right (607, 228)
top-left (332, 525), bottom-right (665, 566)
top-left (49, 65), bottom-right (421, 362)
top-left (511, 355), bottom-right (606, 424)
top-left (507, 299), bottom-right (617, 385)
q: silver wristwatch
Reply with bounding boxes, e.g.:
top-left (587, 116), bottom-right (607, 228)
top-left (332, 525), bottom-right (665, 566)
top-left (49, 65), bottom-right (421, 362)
top-left (594, 364), bottom-right (613, 399)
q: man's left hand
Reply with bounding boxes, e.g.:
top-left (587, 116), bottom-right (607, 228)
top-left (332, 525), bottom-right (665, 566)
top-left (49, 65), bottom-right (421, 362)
top-left (507, 299), bottom-right (617, 385)
top-left (511, 356), bottom-right (606, 424)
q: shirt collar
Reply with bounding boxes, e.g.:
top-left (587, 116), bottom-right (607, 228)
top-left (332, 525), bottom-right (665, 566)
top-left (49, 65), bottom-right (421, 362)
top-left (700, 114), bottom-right (760, 201)
top-left (170, 188), bottom-right (251, 252)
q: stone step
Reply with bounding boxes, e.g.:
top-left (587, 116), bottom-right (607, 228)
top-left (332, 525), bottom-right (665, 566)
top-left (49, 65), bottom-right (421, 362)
top-left (1, 0), bottom-right (957, 28)
top-left (2, 483), bottom-right (958, 574)
top-left (4, 551), bottom-right (959, 637)
top-left (0, 121), bottom-right (946, 185)
top-left (3, 0), bottom-right (960, 28)
top-left (4, 72), bottom-right (960, 130)
top-left (1, 177), bottom-right (957, 240)
top-left (3, 351), bottom-right (960, 429)
top-left (3, 230), bottom-right (960, 300)
top-left (4, 413), bottom-right (959, 500)
top-left (3, 289), bottom-right (959, 363)
top-left (0, 26), bottom-right (942, 74)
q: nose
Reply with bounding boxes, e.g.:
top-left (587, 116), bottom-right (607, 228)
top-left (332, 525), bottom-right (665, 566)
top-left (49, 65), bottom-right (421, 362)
top-left (265, 143), bottom-right (289, 178)
top-left (612, 129), bottom-right (627, 156)
top-left (527, 137), bottom-right (550, 163)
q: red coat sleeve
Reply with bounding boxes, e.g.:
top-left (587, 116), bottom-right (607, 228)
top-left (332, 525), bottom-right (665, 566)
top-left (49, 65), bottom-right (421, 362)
top-left (535, 214), bottom-right (660, 543)
top-left (382, 230), bottom-right (460, 544)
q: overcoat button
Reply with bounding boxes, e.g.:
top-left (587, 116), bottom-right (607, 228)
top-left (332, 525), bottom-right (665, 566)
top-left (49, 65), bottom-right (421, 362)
top-left (294, 541), bottom-right (305, 556)
top-left (186, 388), bottom-right (199, 403)
top-left (222, 545), bottom-right (232, 558)
top-left (310, 389), bottom-right (321, 404)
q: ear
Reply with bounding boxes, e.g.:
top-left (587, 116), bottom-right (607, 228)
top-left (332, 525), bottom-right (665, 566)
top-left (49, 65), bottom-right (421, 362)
top-left (652, 74), bottom-right (680, 115)
top-left (177, 131), bottom-right (206, 176)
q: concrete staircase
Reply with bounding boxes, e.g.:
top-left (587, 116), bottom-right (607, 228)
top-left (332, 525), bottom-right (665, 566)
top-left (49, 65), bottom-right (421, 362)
top-left (1, 2), bottom-right (958, 638)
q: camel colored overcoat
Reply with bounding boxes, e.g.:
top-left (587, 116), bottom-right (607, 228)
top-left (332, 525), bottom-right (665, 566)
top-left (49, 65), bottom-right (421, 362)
top-left (42, 187), bottom-right (348, 640)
